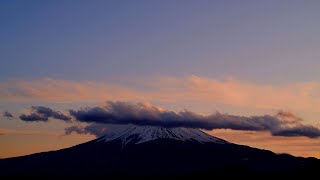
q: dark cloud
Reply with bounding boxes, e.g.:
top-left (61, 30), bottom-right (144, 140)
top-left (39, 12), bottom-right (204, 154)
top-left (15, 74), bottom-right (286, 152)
top-left (272, 125), bottom-right (320, 138)
top-left (68, 101), bottom-right (320, 138)
top-left (19, 106), bottom-right (71, 122)
top-left (32, 106), bottom-right (71, 121)
top-left (3, 111), bottom-right (14, 118)
top-left (20, 113), bottom-right (48, 122)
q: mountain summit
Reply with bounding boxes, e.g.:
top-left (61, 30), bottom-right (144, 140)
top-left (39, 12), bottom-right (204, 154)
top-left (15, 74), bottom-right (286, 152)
top-left (0, 126), bottom-right (319, 177)
top-left (98, 126), bottom-right (227, 145)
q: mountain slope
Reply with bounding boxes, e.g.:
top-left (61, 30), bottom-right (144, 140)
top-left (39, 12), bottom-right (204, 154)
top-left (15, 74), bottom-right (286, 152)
top-left (0, 126), bottom-right (319, 177)
top-left (98, 126), bottom-right (227, 145)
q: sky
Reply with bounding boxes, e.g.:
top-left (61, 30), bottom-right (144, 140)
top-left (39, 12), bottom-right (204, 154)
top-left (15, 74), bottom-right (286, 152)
top-left (1, 0), bottom-right (320, 158)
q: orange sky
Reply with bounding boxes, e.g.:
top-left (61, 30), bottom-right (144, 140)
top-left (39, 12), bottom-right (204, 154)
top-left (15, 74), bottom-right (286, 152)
top-left (208, 129), bottom-right (320, 158)
top-left (1, 128), bottom-right (319, 159)
top-left (1, 76), bottom-right (320, 159)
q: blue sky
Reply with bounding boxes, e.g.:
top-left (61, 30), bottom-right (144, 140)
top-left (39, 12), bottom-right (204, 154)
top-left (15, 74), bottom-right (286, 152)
top-left (1, 0), bottom-right (320, 83)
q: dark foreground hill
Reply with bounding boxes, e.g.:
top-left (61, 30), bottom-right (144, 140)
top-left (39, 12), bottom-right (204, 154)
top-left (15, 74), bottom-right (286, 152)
top-left (0, 126), bottom-right (319, 178)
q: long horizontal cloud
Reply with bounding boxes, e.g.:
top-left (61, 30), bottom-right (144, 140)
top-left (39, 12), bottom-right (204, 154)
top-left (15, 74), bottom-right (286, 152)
top-left (67, 101), bottom-right (320, 138)
top-left (20, 106), bottom-right (71, 122)
top-left (272, 126), bottom-right (320, 138)
top-left (1, 76), bottom-right (320, 112)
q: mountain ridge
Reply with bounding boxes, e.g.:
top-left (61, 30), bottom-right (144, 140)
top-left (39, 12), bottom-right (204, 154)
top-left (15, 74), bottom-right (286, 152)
top-left (0, 126), bottom-right (319, 177)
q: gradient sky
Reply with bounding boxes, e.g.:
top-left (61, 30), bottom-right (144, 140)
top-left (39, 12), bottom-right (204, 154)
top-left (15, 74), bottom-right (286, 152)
top-left (1, 0), bottom-right (320, 158)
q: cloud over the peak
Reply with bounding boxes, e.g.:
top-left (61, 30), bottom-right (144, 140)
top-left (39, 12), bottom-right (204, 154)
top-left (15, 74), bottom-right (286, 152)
top-left (67, 101), bottom-right (320, 138)
top-left (19, 106), bottom-right (71, 122)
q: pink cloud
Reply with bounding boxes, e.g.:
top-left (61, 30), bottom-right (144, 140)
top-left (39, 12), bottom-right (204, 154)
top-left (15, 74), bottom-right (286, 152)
top-left (1, 76), bottom-right (320, 112)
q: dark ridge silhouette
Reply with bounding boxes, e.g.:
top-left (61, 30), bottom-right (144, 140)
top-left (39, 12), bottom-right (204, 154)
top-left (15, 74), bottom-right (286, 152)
top-left (0, 126), bottom-right (319, 178)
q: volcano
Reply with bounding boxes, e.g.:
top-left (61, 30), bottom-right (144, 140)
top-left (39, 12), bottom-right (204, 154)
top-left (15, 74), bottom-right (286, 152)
top-left (99, 126), bottom-right (227, 145)
top-left (0, 126), bottom-right (319, 177)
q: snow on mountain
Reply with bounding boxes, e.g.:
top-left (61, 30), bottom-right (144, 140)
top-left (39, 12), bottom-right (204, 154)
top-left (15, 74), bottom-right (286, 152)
top-left (96, 126), bottom-right (228, 145)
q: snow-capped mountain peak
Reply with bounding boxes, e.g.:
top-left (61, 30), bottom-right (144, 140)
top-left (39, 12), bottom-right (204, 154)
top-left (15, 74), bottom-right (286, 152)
top-left (96, 126), bottom-right (227, 145)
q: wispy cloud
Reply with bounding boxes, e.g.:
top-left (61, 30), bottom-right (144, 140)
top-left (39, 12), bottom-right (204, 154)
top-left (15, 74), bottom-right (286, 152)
top-left (3, 111), bottom-right (14, 118)
top-left (65, 124), bottom-right (110, 137)
top-left (1, 76), bottom-right (320, 112)
top-left (0, 78), bottom-right (142, 103)
top-left (66, 101), bottom-right (320, 138)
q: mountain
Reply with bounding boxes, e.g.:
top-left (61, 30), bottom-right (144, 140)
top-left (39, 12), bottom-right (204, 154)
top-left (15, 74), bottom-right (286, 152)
top-left (100, 126), bottom-right (227, 145)
top-left (0, 126), bottom-right (319, 178)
